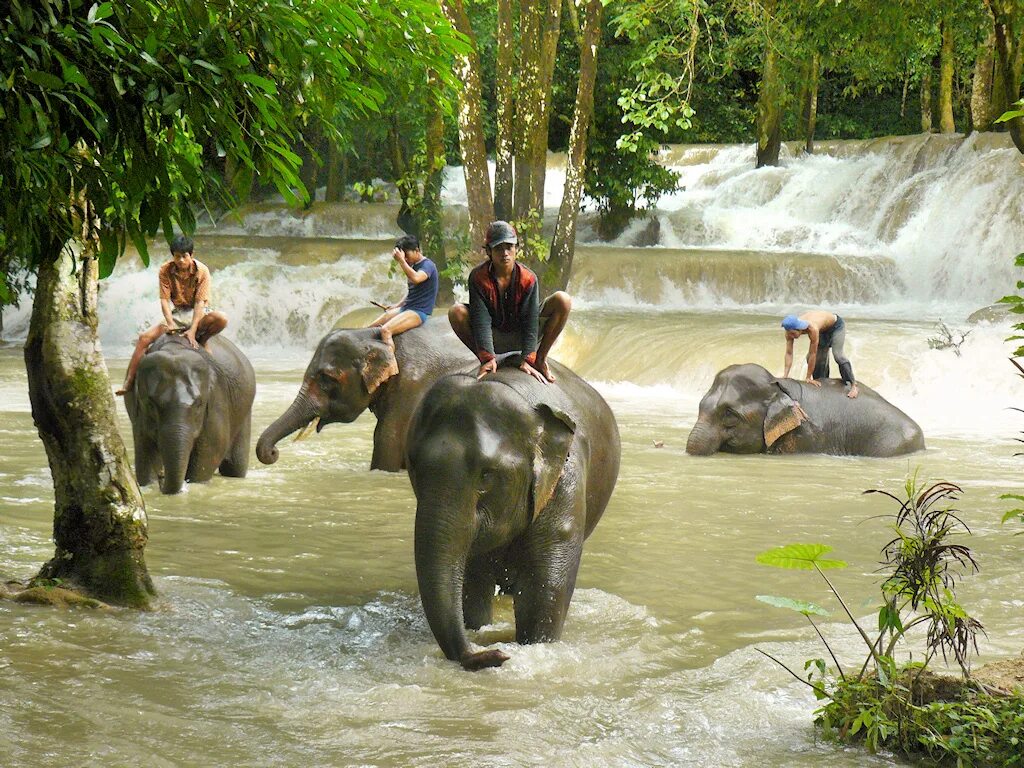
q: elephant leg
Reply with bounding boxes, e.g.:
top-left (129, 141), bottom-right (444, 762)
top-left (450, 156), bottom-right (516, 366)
top-left (370, 412), bottom-right (406, 472)
top-left (134, 431), bottom-right (157, 486)
top-left (512, 469), bottom-right (586, 645)
top-left (462, 556), bottom-right (497, 630)
top-left (219, 414), bottom-right (251, 478)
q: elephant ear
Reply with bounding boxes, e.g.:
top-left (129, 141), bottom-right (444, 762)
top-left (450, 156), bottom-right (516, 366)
top-left (764, 384), bottom-right (809, 448)
top-left (532, 404), bottom-right (577, 521)
top-left (360, 341), bottom-right (399, 395)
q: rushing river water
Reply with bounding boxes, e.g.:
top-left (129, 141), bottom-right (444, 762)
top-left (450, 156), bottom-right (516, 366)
top-left (3, 134), bottom-right (1024, 767)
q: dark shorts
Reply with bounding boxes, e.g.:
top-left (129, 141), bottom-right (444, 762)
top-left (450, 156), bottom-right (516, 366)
top-left (403, 308), bottom-right (431, 324)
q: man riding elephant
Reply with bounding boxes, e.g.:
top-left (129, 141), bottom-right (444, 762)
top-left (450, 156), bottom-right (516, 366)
top-left (448, 220), bottom-right (571, 384)
top-left (781, 310), bottom-right (858, 399)
top-left (117, 235), bottom-right (228, 395)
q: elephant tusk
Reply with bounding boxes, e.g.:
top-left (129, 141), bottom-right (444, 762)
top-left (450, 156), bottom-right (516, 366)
top-left (293, 418), bottom-right (320, 442)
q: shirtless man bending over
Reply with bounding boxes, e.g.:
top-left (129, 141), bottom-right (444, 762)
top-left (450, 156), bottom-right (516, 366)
top-left (781, 310), bottom-right (859, 399)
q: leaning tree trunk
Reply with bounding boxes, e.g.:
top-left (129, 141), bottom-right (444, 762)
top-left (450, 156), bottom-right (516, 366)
top-left (920, 66), bottom-right (934, 133)
top-left (799, 53), bottom-right (820, 155)
top-left (755, 42), bottom-right (784, 168)
top-left (442, 0), bottom-right (495, 248)
top-left (985, 0), bottom-right (1024, 153)
top-left (550, 0), bottom-right (603, 292)
top-left (938, 20), bottom-right (956, 134)
top-left (971, 29), bottom-right (996, 132)
top-left (420, 70), bottom-right (455, 304)
top-left (494, 0), bottom-right (516, 221)
top-left (24, 238), bottom-right (154, 608)
top-left (513, 0), bottom-right (548, 258)
top-left (325, 140), bottom-right (346, 203)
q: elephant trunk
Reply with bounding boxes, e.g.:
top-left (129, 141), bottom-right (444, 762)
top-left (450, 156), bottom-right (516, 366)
top-left (414, 494), bottom-right (509, 671)
top-left (685, 419), bottom-right (721, 456)
top-left (257, 387), bottom-right (320, 465)
top-left (158, 423), bottom-right (193, 494)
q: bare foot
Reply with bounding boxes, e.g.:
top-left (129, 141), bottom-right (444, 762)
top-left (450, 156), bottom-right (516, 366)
top-left (115, 385), bottom-right (130, 397)
top-left (847, 384), bottom-right (859, 399)
top-left (536, 359), bottom-right (556, 382)
top-left (379, 326), bottom-right (394, 350)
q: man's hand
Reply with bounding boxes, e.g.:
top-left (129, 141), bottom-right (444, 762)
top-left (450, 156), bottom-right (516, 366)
top-left (805, 377), bottom-right (821, 387)
top-left (477, 359), bottom-right (498, 380)
top-left (392, 247), bottom-right (406, 265)
top-left (184, 328), bottom-right (199, 349)
top-left (519, 361), bottom-right (548, 384)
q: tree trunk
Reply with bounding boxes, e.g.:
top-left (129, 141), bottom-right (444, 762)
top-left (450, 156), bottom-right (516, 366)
top-left (224, 154), bottom-right (254, 203)
top-left (421, 71), bottom-right (455, 305)
top-left (920, 66), bottom-right (934, 133)
top-left (938, 20), bottom-right (956, 133)
top-left (298, 127), bottom-right (322, 210)
top-left (325, 140), bottom-right (346, 202)
top-left (550, 0), bottom-right (602, 291)
top-left (494, 0), bottom-right (516, 221)
top-left (442, 0), bottom-right (495, 249)
top-left (799, 54), bottom-right (819, 155)
top-left (756, 42), bottom-right (784, 168)
top-left (985, 0), bottom-right (1024, 152)
top-left (24, 237), bottom-right (154, 608)
top-left (972, 30), bottom-right (996, 132)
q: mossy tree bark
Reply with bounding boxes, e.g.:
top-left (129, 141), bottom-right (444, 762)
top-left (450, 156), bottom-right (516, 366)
top-left (799, 54), bottom-right (820, 155)
top-left (756, 43), bottom-right (784, 168)
top-left (420, 71), bottom-right (454, 305)
top-left (24, 238), bottom-right (155, 609)
top-left (984, 0), bottom-right (1024, 153)
top-left (442, 0), bottom-right (494, 248)
top-left (325, 140), bottom-right (346, 203)
top-left (938, 20), bottom-right (956, 134)
top-left (920, 66), bottom-right (934, 133)
top-left (550, 0), bottom-right (602, 292)
top-left (971, 30), bottom-right (996, 132)
top-left (494, 0), bottom-right (516, 222)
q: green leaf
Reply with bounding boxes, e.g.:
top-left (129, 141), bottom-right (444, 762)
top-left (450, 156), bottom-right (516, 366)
top-left (756, 544), bottom-right (847, 570)
top-left (756, 594), bottom-right (830, 616)
top-left (238, 73), bottom-right (278, 94)
top-left (25, 70), bottom-right (64, 90)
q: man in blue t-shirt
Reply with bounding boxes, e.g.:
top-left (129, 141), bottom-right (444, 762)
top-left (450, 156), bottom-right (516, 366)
top-left (369, 234), bottom-right (439, 348)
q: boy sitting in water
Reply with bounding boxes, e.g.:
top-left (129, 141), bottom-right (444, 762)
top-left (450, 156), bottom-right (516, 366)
top-left (117, 235), bottom-right (228, 395)
top-left (368, 235), bottom-right (439, 348)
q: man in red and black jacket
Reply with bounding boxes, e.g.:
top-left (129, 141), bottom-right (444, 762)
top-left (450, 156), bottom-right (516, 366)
top-left (449, 220), bottom-right (572, 383)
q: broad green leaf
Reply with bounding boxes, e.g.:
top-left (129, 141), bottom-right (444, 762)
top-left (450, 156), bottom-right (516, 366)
top-left (756, 543), bottom-right (847, 570)
top-left (25, 70), bottom-right (64, 90)
top-left (756, 594), bottom-right (829, 617)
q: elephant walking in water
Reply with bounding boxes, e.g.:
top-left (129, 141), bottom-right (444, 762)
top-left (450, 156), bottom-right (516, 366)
top-left (256, 321), bottom-right (477, 471)
top-left (406, 363), bottom-right (620, 670)
top-left (686, 363), bottom-right (924, 457)
top-left (125, 334), bottom-right (255, 494)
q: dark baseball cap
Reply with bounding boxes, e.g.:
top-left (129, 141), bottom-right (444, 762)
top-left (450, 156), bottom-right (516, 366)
top-left (485, 220), bottom-right (518, 248)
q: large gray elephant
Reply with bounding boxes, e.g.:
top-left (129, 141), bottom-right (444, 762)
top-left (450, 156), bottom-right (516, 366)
top-left (686, 363), bottom-right (924, 457)
top-left (256, 321), bottom-right (477, 471)
top-left (406, 362), bottom-right (621, 671)
top-left (125, 334), bottom-right (256, 494)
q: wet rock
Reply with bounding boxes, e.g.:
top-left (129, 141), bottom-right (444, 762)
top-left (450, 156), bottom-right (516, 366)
top-left (967, 303), bottom-right (1010, 324)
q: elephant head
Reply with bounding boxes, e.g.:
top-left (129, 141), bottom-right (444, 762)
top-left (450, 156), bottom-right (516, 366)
top-left (256, 329), bottom-right (398, 464)
top-left (406, 374), bottom-right (576, 670)
top-left (132, 340), bottom-right (215, 494)
top-left (686, 364), bottom-right (808, 456)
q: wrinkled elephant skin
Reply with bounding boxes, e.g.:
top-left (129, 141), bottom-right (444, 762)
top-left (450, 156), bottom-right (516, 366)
top-left (125, 334), bottom-right (256, 494)
top-left (407, 363), bottom-right (621, 670)
top-left (256, 320), bottom-right (477, 472)
top-left (686, 363), bottom-right (924, 457)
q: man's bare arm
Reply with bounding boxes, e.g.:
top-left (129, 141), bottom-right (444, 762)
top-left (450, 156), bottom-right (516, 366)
top-left (160, 298), bottom-right (175, 328)
top-left (804, 326), bottom-right (819, 380)
top-left (783, 338), bottom-right (794, 378)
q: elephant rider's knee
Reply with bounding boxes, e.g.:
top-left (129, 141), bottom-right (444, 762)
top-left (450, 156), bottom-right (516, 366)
top-left (551, 291), bottom-right (572, 312)
top-left (448, 304), bottom-right (468, 323)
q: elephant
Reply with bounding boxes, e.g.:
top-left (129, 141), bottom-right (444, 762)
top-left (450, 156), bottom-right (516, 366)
top-left (256, 320), bottom-right (477, 471)
top-left (685, 363), bottom-right (924, 457)
top-left (125, 333), bottom-right (256, 494)
top-left (406, 362), bottom-right (621, 671)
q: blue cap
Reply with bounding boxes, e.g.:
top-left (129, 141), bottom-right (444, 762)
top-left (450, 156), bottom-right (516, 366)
top-left (781, 314), bottom-right (809, 331)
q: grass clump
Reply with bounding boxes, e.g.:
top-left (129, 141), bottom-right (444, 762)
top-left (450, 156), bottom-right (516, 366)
top-left (756, 476), bottom-right (1024, 765)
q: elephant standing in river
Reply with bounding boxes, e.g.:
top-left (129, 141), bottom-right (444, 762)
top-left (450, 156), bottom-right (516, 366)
top-left (685, 363), bottom-right (924, 457)
top-left (407, 363), bottom-right (620, 670)
top-left (125, 334), bottom-right (256, 494)
top-left (256, 321), bottom-right (477, 471)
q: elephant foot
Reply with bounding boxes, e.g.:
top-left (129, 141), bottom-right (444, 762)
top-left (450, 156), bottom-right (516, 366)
top-left (460, 648), bottom-right (510, 671)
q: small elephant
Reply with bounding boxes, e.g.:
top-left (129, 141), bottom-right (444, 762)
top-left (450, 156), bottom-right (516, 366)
top-left (407, 362), bottom-right (621, 670)
top-left (685, 363), bottom-right (924, 457)
top-left (256, 321), bottom-right (477, 471)
top-left (125, 334), bottom-right (256, 494)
